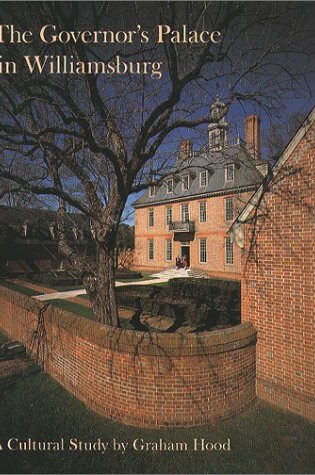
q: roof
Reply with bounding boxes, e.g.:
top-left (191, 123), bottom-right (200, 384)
top-left (0, 205), bottom-right (56, 227)
top-left (0, 205), bottom-right (84, 227)
top-left (133, 143), bottom-right (266, 208)
top-left (230, 105), bottom-right (315, 230)
top-left (0, 205), bottom-right (85, 240)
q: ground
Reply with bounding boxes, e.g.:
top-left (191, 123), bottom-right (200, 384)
top-left (0, 279), bottom-right (314, 474)
top-left (0, 330), bottom-right (314, 474)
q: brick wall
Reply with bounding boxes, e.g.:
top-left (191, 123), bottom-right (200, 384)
top-left (134, 192), bottom-right (252, 277)
top-left (242, 119), bottom-right (315, 421)
top-left (0, 285), bottom-right (257, 428)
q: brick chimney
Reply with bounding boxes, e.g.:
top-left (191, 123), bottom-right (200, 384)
top-left (245, 115), bottom-right (260, 159)
top-left (179, 139), bottom-right (192, 161)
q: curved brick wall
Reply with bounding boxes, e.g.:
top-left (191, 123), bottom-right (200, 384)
top-left (0, 286), bottom-right (257, 428)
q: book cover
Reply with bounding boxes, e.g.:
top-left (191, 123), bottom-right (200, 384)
top-left (0, 1), bottom-right (314, 474)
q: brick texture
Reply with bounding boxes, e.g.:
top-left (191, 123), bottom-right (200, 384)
top-left (133, 192), bottom-right (253, 278)
top-left (242, 120), bottom-right (315, 421)
top-left (0, 286), bottom-right (257, 428)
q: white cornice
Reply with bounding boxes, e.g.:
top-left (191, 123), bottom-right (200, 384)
top-left (133, 184), bottom-right (258, 209)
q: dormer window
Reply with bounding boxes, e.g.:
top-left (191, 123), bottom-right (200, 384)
top-left (49, 223), bottom-right (56, 239)
top-left (72, 226), bottom-right (79, 240)
top-left (149, 185), bottom-right (157, 197)
top-left (225, 164), bottom-right (234, 182)
top-left (22, 223), bottom-right (28, 237)
top-left (199, 170), bottom-right (208, 187)
top-left (182, 175), bottom-right (190, 191)
top-left (166, 178), bottom-right (174, 194)
top-left (90, 220), bottom-right (96, 239)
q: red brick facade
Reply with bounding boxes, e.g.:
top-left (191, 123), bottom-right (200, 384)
top-left (0, 285), bottom-right (257, 428)
top-left (134, 192), bottom-right (253, 278)
top-left (240, 111), bottom-right (315, 421)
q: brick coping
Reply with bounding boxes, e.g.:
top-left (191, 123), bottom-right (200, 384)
top-left (0, 284), bottom-right (256, 357)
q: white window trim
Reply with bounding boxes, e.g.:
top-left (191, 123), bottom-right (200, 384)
top-left (199, 201), bottom-right (207, 223)
top-left (149, 185), bottom-right (156, 197)
top-left (225, 164), bottom-right (235, 183)
top-left (182, 174), bottom-right (190, 191)
top-left (148, 208), bottom-right (154, 227)
top-left (181, 203), bottom-right (190, 222)
top-left (210, 131), bottom-right (217, 147)
top-left (148, 239), bottom-right (154, 260)
top-left (225, 198), bottom-right (233, 222)
top-left (166, 178), bottom-right (174, 194)
top-left (165, 239), bottom-right (172, 262)
top-left (199, 238), bottom-right (207, 264)
top-left (199, 170), bottom-right (208, 188)
top-left (225, 237), bottom-right (234, 265)
top-left (166, 206), bottom-right (172, 226)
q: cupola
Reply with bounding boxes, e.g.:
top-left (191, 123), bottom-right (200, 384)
top-left (207, 97), bottom-right (229, 150)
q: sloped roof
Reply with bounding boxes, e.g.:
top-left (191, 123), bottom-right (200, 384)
top-left (0, 205), bottom-right (84, 227)
top-left (0, 205), bottom-right (56, 227)
top-left (0, 205), bottom-right (86, 240)
top-left (133, 143), bottom-right (265, 208)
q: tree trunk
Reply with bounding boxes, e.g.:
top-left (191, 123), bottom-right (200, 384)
top-left (84, 244), bottom-right (119, 326)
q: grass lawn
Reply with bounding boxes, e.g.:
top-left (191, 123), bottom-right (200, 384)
top-left (47, 299), bottom-right (94, 320)
top-left (0, 335), bottom-right (314, 475)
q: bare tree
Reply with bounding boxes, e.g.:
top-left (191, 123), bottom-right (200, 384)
top-left (0, 1), bottom-right (314, 325)
top-left (263, 111), bottom-right (307, 162)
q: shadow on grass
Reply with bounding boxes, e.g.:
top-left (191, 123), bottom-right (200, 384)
top-left (0, 363), bottom-right (314, 474)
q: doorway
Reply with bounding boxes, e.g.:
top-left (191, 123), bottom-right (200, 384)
top-left (180, 243), bottom-right (190, 268)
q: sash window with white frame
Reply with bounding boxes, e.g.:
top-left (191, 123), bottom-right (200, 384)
top-left (225, 237), bottom-right (234, 264)
top-left (181, 203), bottom-right (189, 222)
top-left (199, 238), bottom-right (207, 263)
top-left (148, 239), bottom-right (154, 260)
top-left (166, 239), bottom-right (172, 261)
top-left (199, 201), bottom-right (207, 222)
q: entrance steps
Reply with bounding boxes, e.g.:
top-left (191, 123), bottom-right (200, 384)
top-left (187, 269), bottom-right (209, 279)
top-left (150, 268), bottom-right (208, 279)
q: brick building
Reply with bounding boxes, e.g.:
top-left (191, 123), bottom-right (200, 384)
top-left (231, 106), bottom-right (315, 421)
top-left (0, 205), bottom-right (86, 274)
top-left (133, 99), bottom-right (268, 277)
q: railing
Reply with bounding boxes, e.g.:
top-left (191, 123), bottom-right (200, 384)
top-left (168, 221), bottom-right (195, 233)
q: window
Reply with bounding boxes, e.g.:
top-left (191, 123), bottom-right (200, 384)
top-left (148, 208), bottom-right (154, 227)
top-left (225, 237), bottom-right (234, 264)
top-left (199, 201), bottom-right (207, 223)
top-left (220, 130), bottom-right (225, 145)
top-left (148, 239), bottom-right (154, 260)
top-left (166, 206), bottom-right (172, 225)
top-left (166, 178), bottom-right (174, 194)
top-left (200, 170), bottom-right (208, 187)
top-left (182, 175), bottom-right (190, 191)
top-left (225, 198), bottom-right (233, 221)
top-left (199, 238), bottom-right (207, 263)
top-left (181, 203), bottom-right (189, 222)
top-left (210, 131), bottom-right (217, 146)
top-left (166, 239), bottom-right (172, 261)
top-left (225, 164), bottom-right (234, 182)
top-left (149, 185), bottom-right (157, 197)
